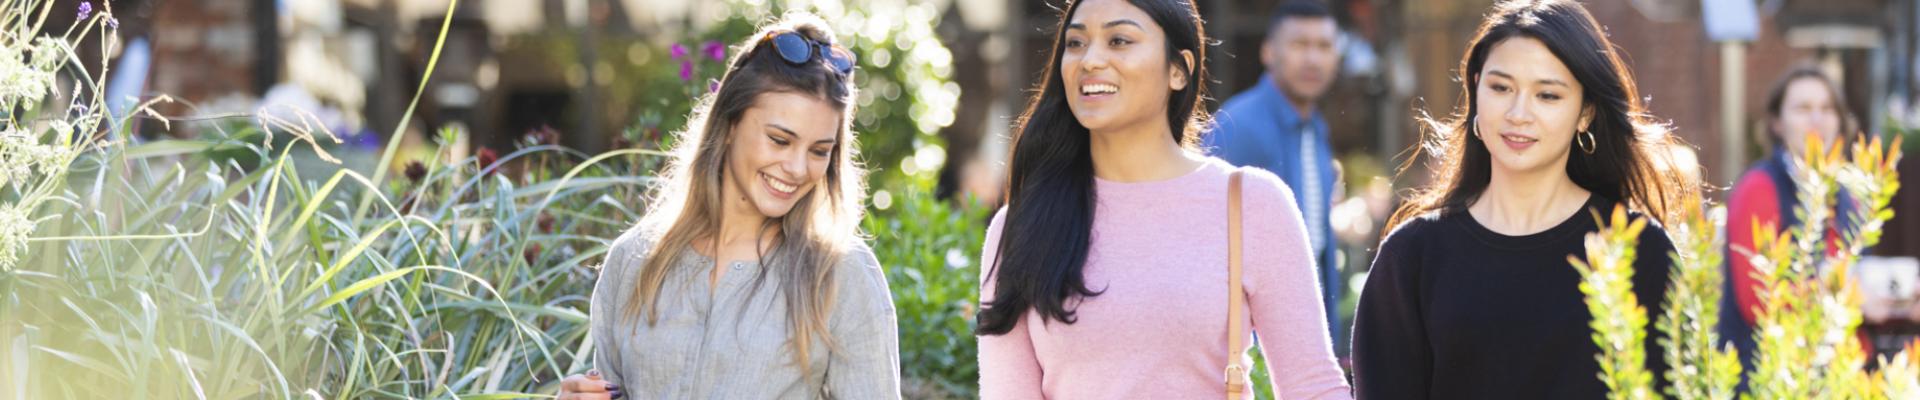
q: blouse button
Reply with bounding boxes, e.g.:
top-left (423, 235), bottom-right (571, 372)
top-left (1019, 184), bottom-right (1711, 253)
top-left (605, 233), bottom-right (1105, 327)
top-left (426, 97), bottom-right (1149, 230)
top-left (732, 262), bottom-right (744, 270)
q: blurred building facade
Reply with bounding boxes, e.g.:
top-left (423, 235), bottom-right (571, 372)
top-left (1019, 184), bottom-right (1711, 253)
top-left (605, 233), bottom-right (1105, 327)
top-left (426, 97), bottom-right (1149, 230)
top-left (91, 0), bottom-right (1920, 256)
top-left (118, 0), bottom-right (774, 152)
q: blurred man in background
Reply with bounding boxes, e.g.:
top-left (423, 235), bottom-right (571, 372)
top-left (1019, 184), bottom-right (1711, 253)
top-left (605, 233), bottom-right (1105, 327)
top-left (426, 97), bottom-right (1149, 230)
top-left (1203, 0), bottom-right (1346, 357)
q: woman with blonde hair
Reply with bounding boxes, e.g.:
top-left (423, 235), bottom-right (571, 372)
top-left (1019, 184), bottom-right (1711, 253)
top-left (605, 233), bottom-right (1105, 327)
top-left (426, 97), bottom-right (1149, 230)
top-left (559, 12), bottom-right (899, 399)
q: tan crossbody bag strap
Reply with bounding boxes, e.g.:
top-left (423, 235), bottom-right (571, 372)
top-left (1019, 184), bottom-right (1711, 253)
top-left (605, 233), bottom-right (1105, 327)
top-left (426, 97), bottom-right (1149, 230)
top-left (1225, 170), bottom-right (1250, 399)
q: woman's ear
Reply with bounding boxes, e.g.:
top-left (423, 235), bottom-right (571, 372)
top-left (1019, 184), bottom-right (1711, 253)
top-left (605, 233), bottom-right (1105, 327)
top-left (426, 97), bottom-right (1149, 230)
top-left (1765, 117), bottom-right (1783, 143)
top-left (1578, 105), bottom-right (1596, 132)
top-left (1169, 49), bottom-right (1195, 91)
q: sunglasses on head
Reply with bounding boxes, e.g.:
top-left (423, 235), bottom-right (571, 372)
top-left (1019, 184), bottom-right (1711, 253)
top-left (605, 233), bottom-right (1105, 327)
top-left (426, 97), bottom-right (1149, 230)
top-left (765, 31), bottom-right (856, 76)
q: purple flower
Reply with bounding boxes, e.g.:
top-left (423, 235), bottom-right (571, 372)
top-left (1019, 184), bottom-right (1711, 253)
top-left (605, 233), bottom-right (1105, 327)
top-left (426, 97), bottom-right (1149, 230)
top-left (702, 40), bottom-right (726, 62)
top-left (670, 43), bottom-right (688, 59)
top-left (77, 2), bottom-right (92, 20)
top-left (679, 60), bottom-right (694, 81)
top-left (106, 17), bottom-right (117, 29)
top-left (708, 79), bottom-right (720, 92)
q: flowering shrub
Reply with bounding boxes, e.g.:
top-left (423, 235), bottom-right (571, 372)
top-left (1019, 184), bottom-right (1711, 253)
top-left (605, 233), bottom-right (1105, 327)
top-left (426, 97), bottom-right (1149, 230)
top-left (1576, 133), bottom-right (1904, 399)
top-left (0, 0), bottom-right (108, 272)
top-left (864, 173), bottom-right (991, 399)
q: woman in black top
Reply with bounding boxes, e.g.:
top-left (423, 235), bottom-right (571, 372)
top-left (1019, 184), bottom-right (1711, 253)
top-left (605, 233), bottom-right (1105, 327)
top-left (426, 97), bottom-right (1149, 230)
top-left (1350, 0), bottom-right (1698, 398)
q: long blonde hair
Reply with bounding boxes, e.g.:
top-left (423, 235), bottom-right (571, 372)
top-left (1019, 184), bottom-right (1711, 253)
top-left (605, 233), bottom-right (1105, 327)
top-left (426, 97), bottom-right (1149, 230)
top-left (625, 12), bottom-right (867, 369)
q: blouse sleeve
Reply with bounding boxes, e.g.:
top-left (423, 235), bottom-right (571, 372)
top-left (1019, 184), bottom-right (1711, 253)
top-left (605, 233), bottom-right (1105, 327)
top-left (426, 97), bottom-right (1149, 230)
top-left (591, 228), bottom-right (645, 387)
top-left (824, 243), bottom-right (903, 398)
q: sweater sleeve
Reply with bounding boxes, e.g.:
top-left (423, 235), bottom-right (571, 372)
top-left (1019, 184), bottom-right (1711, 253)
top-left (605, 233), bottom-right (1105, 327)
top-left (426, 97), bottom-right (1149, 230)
top-left (1351, 219), bottom-right (1432, 399)
top-left (1242, 170), bottom-right (1353, 400)
top-left (977, 208), bottom-right (1046, 399)
top-left (1632, 223), bottom-right (1677, 394)
top-left (1725, 170), bottom-right (1781, 326)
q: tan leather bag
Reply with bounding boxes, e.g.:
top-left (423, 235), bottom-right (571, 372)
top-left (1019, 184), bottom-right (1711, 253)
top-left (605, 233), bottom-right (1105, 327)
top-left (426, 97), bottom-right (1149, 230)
top-left (1226, 170), bottom-right (1251, 399)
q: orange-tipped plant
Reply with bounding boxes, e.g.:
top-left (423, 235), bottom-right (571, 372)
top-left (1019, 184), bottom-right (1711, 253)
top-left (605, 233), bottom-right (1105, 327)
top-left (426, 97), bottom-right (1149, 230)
top-left (1576, 130), bottom-right (1903, 399)
top-left (1655, 200), bottom-right (1741, 400)
top-left (1571, 206), bottom-right (1658, 400)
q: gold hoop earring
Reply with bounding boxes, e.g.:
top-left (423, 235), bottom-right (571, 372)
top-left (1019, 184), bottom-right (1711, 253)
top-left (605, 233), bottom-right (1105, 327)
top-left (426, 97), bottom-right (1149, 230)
top-left (1577, 129), bottom-right (1597, 154)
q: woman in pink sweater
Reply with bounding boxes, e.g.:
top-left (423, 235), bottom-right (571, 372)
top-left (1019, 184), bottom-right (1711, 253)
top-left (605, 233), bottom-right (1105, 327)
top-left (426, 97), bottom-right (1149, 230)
top-left (973, 0), bottom-right (1351, 398)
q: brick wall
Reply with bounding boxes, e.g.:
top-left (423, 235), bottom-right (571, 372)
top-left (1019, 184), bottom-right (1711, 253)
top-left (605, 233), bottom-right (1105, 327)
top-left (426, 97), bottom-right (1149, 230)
top-left (146, 0), bottom-right (259, 131)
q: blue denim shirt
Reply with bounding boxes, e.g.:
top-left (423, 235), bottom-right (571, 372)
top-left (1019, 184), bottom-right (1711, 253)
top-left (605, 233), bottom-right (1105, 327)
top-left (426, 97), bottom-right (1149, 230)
top-left (1203, 74), bottom-right (1343, 353)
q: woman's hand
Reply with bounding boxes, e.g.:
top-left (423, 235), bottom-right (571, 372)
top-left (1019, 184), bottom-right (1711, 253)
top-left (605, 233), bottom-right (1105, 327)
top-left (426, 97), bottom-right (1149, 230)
top-left (558, 369), bottom-right (623, 400)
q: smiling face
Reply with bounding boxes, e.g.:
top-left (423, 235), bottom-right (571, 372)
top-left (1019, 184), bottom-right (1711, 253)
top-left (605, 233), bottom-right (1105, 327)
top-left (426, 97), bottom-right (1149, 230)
top-left (1060, 0), bottom-right (1190, 133)
top-left (1473, 36), bottom-right (1592, 177)
top-left (722, 91), bottom-right (841, 220)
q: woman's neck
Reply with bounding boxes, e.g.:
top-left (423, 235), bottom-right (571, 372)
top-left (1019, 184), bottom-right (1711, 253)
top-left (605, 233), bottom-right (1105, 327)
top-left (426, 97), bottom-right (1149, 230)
top-left (1087, 118), bottom-right (1204, 182)
top-left (1470, 163), bottom-right (1592, 236)
top-left (711, 181), bottom-right (776, 255)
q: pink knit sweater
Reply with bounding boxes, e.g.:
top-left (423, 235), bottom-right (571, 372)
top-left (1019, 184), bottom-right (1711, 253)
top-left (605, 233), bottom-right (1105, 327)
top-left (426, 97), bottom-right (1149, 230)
top-left (977, 158), bottom-right (1352, 399)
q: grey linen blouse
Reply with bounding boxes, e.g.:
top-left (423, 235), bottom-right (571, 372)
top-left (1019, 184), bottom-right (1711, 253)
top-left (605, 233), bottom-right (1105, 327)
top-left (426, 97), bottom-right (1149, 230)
top-left (590, 228), bottom-right (901, 399)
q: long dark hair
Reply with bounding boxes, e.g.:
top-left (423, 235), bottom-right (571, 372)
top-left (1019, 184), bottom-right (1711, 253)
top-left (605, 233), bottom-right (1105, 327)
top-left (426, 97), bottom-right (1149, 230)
top-left (1386, 0), bottom-right (1697, 233)
top-left (977, 0), bottom-right (1210, 336)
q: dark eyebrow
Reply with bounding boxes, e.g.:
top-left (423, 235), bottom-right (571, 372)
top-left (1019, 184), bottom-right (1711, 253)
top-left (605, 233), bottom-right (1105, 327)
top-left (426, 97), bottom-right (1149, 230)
top-left (766, 123), bottom-right (797, 137)
top-left (769, 123), bottom-right (838, 145)
top-left (1066, 19), bottom-right (1143, 31)
top-left (1485, 70), bottom-right (1570, 88)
